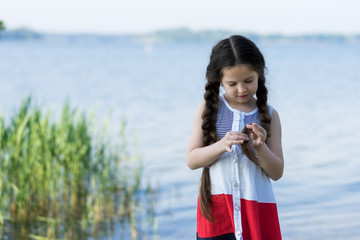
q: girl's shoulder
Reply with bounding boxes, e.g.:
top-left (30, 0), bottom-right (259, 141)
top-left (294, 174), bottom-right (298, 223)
top-left (268, 105), bottom-right (274, 115)
top-left (196, 100), bottom-right (206, 114)
top-left (269, 108), bottom-right (282, 132)
top-left (192, 100), bottom-right (206, 121)
top-left (269, 106), bottom-right (280, 117)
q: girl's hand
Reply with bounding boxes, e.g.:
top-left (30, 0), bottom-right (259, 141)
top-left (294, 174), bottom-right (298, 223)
top-left (246, 123), bottom-right (267, 148)
top-left (221, 131), bottom-right (249, 153)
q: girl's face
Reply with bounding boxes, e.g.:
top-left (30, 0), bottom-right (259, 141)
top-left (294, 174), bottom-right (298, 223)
top-left (221, 64), bottom-right (258, 111)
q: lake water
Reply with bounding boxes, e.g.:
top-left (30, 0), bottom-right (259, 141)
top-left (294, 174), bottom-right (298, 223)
top-left (1, 38), bottom-right (360, 239)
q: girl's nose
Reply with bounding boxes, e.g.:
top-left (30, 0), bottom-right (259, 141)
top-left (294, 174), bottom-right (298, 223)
top-left (237, 84), bottom-right (246, 93)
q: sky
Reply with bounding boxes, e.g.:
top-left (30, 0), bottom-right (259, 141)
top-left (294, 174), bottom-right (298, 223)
top-left (1, 0), bottom-right (359, 35)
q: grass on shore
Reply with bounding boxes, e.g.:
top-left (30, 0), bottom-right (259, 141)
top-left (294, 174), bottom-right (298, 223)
top-left (0, 97), bottom-right (157, 239)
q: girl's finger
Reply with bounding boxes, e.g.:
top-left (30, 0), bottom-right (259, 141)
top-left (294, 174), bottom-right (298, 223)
top-left (251, 123), bottom-right (262, 132)
top-left (227, 133), bottom-right (249, 141)
top-left (236, 135), bottom-right (249, 141)
top-left (252, 128), bottom-right (263, 137)
top-left (248, 123), bottom-right (266, 138)
top-left (225, 146), bottom-right (232, 153)
top-left (251, 133), bottom-right (257, 140)
top-left (229, 140), bottom-right (244, 146)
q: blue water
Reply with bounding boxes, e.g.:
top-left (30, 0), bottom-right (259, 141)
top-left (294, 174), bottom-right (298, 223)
top-left (1, 39), bottom-right (360, 239)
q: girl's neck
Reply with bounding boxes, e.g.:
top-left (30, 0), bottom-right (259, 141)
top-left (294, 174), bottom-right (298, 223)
top-left (223, 94), bottom-right (257, 113)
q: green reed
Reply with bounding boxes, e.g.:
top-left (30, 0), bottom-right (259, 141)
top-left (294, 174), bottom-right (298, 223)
top-left (0, 97), bottom-right (157, 239)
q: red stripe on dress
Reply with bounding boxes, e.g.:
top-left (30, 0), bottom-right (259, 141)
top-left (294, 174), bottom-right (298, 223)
top-left (197, 194), bottom-right (235, 238)
top-left (241, 199), bottom-right (282, 240)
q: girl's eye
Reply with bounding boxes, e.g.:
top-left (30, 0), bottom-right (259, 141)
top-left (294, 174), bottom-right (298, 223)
top-left (245, 79), bottom-right (253, 83)
top-left (228, 83), bottom-right (236, 86)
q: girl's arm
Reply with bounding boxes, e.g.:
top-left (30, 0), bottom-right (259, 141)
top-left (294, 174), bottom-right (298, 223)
top-left (186, 101), bottom-right (249, 170)
top-left (246, 109), bottom-right (284, 181)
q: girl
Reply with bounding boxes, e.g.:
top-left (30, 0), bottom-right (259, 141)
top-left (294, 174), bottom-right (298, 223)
top-left (186, 35), bottom-right (284, 240)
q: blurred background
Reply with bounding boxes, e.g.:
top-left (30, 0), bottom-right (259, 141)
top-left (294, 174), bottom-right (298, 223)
top-left (1, 0), bottom-right (360, 239)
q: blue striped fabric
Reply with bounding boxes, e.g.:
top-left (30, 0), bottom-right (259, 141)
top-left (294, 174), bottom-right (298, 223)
top-left (216, 94), bottom-right (272, 139)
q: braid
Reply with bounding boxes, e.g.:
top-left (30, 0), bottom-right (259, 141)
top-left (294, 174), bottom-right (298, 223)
top-left (202, 81), bottom-right (220, 145)
top-left (256, 74), bottom-right (271, 136)
top-left (199, 81), bottom-right (220, 223)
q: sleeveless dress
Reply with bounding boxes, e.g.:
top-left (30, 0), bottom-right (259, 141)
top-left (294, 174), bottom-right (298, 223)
top-left (196, 94), bottom-right (282, 240)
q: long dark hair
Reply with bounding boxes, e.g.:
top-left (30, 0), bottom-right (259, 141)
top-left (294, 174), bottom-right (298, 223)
top-left (199, 35), bottom-right (271, 222)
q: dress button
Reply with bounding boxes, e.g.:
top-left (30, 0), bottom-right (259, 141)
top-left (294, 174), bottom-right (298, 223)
top-left (236, 231), bottom-right (241, 236)
top-left (235, 206), bottom-right (240, 211)
top-left (234, 183), bottom-right (238, 187)
top-left (234, 159), bottom-right (237, 163)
